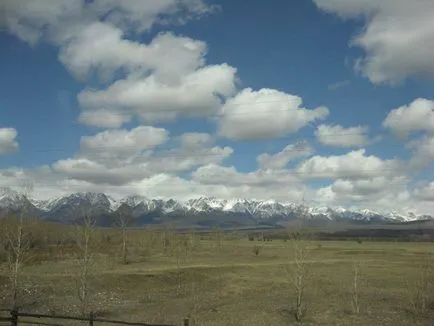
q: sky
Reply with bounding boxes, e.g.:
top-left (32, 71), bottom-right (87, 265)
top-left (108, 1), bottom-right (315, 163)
top-left (0, 0), bottom-right (433, 215)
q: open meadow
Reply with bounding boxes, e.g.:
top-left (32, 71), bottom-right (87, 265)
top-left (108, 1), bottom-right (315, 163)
top-left (0, 221), bottom-right (433, 326)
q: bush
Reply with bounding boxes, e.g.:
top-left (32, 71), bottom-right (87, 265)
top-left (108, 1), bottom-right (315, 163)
top-left (253, 245), bottom-right (262, 256)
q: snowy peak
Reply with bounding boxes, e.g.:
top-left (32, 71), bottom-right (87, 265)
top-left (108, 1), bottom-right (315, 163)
top-left (0, 187), bottom-right (431, 223)
top-left (0, 187), bottom-right (32, 211)
top-left (121, 195), bottom-right (149, 208)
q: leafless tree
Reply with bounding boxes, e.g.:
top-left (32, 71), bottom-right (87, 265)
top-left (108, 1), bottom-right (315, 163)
top-left (351, 261), bottom-right (361, 315)
top-left (116, 208), bottom-right (131, 264)
top-left (188, 280), bottom-right (205, 325)
top-left (6, 215), bottom-right (32, 309)
top-left (6, 182), bottom-right (34, 309)
top-left (213, 226), bottom-right (223, 248)
top-left (73, 212), bottom-right (96, 316)
top-left (174, 234), bottom-right (188, 296)
top-left (285, 215), bottom-right (310, 323)
top-left (162, 224), bottom-right (175, 253)
top-left (290, 239), bottom-right (309, 323)
top-left (407, 254), bottom-right (433, 316)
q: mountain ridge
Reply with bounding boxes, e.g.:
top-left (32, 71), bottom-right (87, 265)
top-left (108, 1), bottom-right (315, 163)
top-left (0, 187), bottom-right (432, 227)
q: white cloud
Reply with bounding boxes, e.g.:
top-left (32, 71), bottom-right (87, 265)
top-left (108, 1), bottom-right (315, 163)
top-left (59, 24), bottom-right (206, 82)
top-left (0, 0), bottom-right (85, 45)
top-left (78, 109), bottom-right (132, 129)
top-left (0, 128), bottom-right (19, 154)
top-left (79, 126), bottom-right (169, 161)
top-left (383, 98), bottom-right (434, 137)
top-left (313, 0), bottom-right (434, 84)
top-left (1, 0), bottom-right (228, 126)
top-left (0, 0), bottom-right (212, 45)
top-left (315, 124), bottom-right (370, 148)
top-left (51, 126), bottom-right (171, 185)
top-left (218, 88), bottom-right (329, 140)
top-left (413, 182), bottom-right (434, 202)
top-left (328, 80), bottom-right (350, 91)
top-left (192, 164), bottom-right (300, 187)
top-left (180, 132), bottom-right (213, 148)
top-left (78, 64), bottom-right (237, 123)
top-left (297, 149), bottom-right (402, 179)
top-left (407, 136), bottom-right (434, 169)
top-left (88, 0), bottom-right (214, 33)
top-left (51, 127), bottom-right (232, 186)
top-left (332, 176), bottom-right (407, 198)
top-left (1, 155), bottom-right (432, 215)
top-left (257, 141), bottom-right (314, 170)
top-left (52, 158), bottom-right (153, 186)
top-left (1, 0), bottom-right (433, 216)
top-left (131, 172), bottom-right (305, 202)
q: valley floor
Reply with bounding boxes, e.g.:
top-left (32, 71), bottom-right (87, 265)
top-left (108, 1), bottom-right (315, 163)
top-left (1, 228), bottom-right (433, 325)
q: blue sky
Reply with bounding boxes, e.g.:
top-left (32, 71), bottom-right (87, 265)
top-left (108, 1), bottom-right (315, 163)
top-left (0, 0), bottom-right (433, 215)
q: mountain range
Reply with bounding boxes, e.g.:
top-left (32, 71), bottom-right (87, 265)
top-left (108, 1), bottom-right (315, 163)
top-left (0, 187), bottom-right (432, 228)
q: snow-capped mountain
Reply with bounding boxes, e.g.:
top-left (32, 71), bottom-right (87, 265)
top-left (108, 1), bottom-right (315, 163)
top-left (0, 188), bottom-right (432, 225)
top-left (0, 187), bottom-right (27, 210)
top-left (0, 187), bottom-right (39, 215)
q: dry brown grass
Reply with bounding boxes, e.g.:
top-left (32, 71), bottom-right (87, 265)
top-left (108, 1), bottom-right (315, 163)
top-left (0, 221), bottom-right (433, 325)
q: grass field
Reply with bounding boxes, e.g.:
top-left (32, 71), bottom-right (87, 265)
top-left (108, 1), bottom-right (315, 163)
top-left (0, 223), bottom-right (433, 325)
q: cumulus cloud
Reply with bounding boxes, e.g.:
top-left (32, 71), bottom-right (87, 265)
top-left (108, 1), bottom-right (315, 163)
top-left (257, 141), bottom-right (314, 170)
top-left (313, 0), bottom-right (434, 84)
top-left (413, 182), bottom-right (434, 202)
top-left (67, 25), bottom-right (239, 126)
top-left (0, 0), bottom-right (212, 45)
top-left (180, 132), bottom-right (213, 148)
top-left (79, 64), bottom-right (237, 123)
top-left (1, 147), bottom-right (432, 215)
top-left (330, 176), bottom-right (408, 199)
top-left (59, 25), bottom-right (207, 82)
top-left (130, 173), bottom-right (306, 202)
top-left (52, 158), bottom-right (152, 186)
top-left (1, 0), bottom-right (230, 125)
top-left (297, 149), bottom-right (403, 179)
top-left (1, 1), bottom-right (433, 216)
top-left (79, 126), bottom-right (169, 162)
top-left (327, 80), bottom-right (350, 91)
top-left (218, 88), bottom-right (329, 140)
top-left (51, 127), bottom-right (232, 186)
top-left (192, 164), bottom-right (300, 187)
top-left (0, 128), bottom-right (19, 154)
top-left (314, 180), bottom-right (422, 214)
top-left (78, 109), bottom-right (132, 129)
top-left (383, 98), bottom-right (434, 137)
top-left (315, 124), bottom-right (370, 148)
top-left (407, 136), bottom-right (434, 169)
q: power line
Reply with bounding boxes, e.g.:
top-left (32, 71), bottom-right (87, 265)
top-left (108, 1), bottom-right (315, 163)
top-left (2, 167), bottom-right (431, 188)
top-left (15, 130), bottom-right (410, 154)
top-left (75, 98), bottom-right (434, 131)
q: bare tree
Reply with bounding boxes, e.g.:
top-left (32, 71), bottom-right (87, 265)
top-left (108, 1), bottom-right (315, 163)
top-left (6, 215), bottom-right (32, 309)
top-left (162, 224), bottom-right (175, 253)
top-left (116, 208), bottom-right (131, 265)
top-left (73, 213), bottom-right (96, 316)
top-left (188, 280), bottom-right (205, 326)
top-left (407, 254), bottom-right (433, 316)
top-left (6, 182), bottom-right (34, 309)
top-left (290, 239), bottom-right (309, 323)
top-left (285, 214), bottom-right (310, 323)
top-left (174, 234), bottom-right (188, 296)
top-left (213, 226), bottom-right (223, 248)
top-left (351, 261), bottom-right (361, 315)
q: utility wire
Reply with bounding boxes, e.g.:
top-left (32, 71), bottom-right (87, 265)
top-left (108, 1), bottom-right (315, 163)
top-left (2, 167), bottom-right (431, 188)
top-left (15, 130), bottom-right (414, 154)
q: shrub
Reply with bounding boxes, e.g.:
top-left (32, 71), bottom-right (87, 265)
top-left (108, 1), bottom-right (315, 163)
top-left (253, 244), bottom-right (262, 256)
